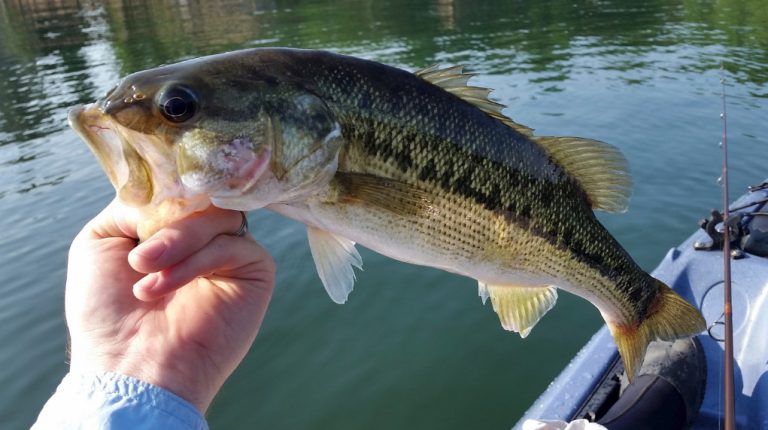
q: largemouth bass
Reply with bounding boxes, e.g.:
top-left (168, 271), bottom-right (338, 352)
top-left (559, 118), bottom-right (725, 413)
top-left (68, 48), bottom-right (705, 378)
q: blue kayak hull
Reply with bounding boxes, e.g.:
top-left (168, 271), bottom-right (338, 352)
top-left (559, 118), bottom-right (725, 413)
top-left (514, 185), bottom-right (768, 429)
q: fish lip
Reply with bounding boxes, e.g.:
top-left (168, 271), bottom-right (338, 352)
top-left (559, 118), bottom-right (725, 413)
top-left (68, 103), bottom-right (111, 145)
top-left (69, 103), bottom-right (160, 206)
top-left (68, 103), bottom-right (121, 187)
top-left (67, 105), bottom-right (85, 131)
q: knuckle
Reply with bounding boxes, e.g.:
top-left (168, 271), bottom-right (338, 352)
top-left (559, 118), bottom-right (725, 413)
top-left (262, 253), bottom-right (277, 275)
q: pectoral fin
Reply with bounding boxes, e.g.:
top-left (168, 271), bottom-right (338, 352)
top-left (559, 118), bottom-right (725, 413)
top-left (481, 282), bottom-right (558, 338)
top-left (334, 172), bottom-right (432, 217)
top-left (307, 226), bottom-right (363, 304)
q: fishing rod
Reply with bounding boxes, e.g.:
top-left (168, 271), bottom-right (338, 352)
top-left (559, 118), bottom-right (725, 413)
top-left (719, 64), bottom-right (736, 430)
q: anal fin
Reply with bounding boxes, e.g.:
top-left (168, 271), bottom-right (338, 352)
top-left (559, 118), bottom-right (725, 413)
top-left (478, 281), bottom-right (490, 305)
top-left (480, 282), bottom-right (558, 338)
top-left (307, 226), bottom-right (363, 304)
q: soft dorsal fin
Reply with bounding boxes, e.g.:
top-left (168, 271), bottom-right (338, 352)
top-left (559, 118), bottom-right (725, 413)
top-left (534, 136), bottom-right (632, 213)
top-left (416, 65), bottom-right (534, 137)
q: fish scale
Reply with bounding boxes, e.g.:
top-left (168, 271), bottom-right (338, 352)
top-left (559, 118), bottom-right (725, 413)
top-left (68, 47), bottom-right (705, 379)
top-left (327, 62), bottom-right (633, 285)
top-left (322, 138), bottom-right (630, 319)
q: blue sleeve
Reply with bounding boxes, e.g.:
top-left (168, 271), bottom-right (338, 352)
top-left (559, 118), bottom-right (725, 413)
top-left (32, 372), bottom-right (209, 430)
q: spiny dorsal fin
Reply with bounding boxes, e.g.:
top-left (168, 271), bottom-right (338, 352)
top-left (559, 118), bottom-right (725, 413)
top-left (534, 136), bottom-right (632, 213)
top-left (416, 65), bottom-right (632, 213)
top-left (416, 65), bottom-right (534, 137)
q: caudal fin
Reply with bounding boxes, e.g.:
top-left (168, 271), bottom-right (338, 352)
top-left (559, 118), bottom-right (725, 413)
top-left (608, 280), bottom-right (706, 380)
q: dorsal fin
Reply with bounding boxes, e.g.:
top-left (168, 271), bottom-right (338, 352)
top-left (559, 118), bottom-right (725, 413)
top-left (416, 65), bottom-right (534, 137)
top-left (535, 136), bottom-right (632, 213)
top-left (416, 65), bottom-right (632, 213)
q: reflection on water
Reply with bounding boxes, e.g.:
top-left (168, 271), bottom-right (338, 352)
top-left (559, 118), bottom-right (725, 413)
top-left (0, 1), bottom-right (766, 429)
top-left (1, 0), bottom-right (766, 147)
top-left (0, 0), bottom-right (765, 151)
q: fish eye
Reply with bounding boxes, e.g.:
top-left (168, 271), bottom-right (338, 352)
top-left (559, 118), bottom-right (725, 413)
top-left (158, 85), bottom-right (199, 123)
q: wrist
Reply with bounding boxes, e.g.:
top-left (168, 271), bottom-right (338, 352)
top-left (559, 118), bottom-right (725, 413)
top-left (34, 371), bottom-right (209, 430)
top-left (70, 343), bottom-right (220, 412)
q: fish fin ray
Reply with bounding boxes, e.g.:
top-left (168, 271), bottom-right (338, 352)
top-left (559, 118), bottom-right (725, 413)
top-left (478, 281), bottom-right (490, 305)
top-left (334, 172), bottom-right (432, 217)
top-left (608, 279), bottom-right (705, 380)
top-left (306, 226), bottom-right (363, 304)
top-left (415, 65), bottom-right (630, 212)
top-left (534, 136), bottom-right (633, 213)
top-left (415, 65), bottom-right (534, 137)
top-left (485, 284), bottom-right (558, 338)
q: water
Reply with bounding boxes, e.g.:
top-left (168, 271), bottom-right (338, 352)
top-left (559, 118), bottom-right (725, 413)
top-left (1, 0), bottom-right (766, 428)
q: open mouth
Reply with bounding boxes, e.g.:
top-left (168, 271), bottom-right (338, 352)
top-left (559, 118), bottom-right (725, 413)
top-left (69, 104), bottom-right (122, 187)
top-left (68, 104), bottom-right (156, 206)
top-left (69, 103), bottom-right (215, 239)
top-left (69, 104), bottom-right (139, 194)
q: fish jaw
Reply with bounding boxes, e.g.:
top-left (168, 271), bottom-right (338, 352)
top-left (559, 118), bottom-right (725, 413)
top-left (69, 104), bottom-right (132, 198)
top-left (69, 103), bottom-right (212, 239)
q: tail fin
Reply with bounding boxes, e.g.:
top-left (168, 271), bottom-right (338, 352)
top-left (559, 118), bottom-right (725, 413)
top-left (608, 280), bottom-right (706, 380)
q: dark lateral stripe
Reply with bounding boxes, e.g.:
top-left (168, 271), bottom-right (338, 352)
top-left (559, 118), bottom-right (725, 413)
top-left (343, 119), bottom-right (642, 292)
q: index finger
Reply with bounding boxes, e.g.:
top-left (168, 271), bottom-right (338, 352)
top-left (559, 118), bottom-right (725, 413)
top-left (77, 199), bottom-right (140, 243)
top-left (128, 207), bottom-right (247, 274)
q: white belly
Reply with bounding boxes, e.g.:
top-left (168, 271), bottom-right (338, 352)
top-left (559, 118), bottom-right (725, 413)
top-left (268, 201), bottom-right (569, 289)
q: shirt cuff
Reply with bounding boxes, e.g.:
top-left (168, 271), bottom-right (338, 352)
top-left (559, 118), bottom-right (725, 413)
top-left (32, 371), bottom-right (209, 430)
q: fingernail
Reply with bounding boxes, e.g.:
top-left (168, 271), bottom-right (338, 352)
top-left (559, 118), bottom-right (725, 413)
top-left (134, 273), bottom-right (159, 293)
top-left (135, 238), bottom-right (167, 261)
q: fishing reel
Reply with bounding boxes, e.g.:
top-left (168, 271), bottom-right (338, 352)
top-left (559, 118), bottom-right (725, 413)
top-left (694, 204), bottom-right (768, 258)
top-left (693, 210), bottom-right (744, 257)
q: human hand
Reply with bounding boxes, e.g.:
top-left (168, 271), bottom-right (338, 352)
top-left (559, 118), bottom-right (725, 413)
top-left (64, 199), bottom-right (275, 412)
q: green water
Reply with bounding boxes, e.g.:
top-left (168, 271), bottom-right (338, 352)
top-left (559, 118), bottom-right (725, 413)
top-left (1, 0), bottom-right (766, 428)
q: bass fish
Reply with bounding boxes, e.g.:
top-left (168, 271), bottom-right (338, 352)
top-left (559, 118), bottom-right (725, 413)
top-left (69, 48), bottom-right (705, 378)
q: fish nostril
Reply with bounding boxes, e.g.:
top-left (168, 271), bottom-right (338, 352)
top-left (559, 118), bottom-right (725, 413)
top-left (98, 98), bottom-right (112, 114)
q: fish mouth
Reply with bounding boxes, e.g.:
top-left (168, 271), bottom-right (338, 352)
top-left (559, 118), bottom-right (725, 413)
top-left (69, 104), bottom-right (155, 206)
top-left (68, 104), bottom-right (123, 189)
top-left (69, 103), bottom-right (212, 239)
